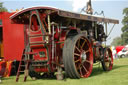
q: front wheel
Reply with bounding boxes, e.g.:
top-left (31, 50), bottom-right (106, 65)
top-left (101, 47), bottom-right (113, 71)
top-left (120, 54), bottom-right (125, 58)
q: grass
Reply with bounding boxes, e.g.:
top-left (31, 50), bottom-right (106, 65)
top-left (1, 58), bottom-right (128, 85)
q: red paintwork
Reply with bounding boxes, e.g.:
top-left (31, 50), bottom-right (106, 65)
top-left (0, 61), bottom-right (12, 77)
top-left (32, 48), bottom-right (48, 61)
top-left (10, 8), bottom-right (69, 73)
top-left (28, 10), bottom-right (49, 62)
top-left (115, 46), bottom-right (124, 53)
top-left (34, 68), bottom-right (48, 72)
top-left (0, 12), bottom-right (24, 61)
top-left (5, 61), bottom-right (12, 77)
top-left (9, 6), bottom-right (116, 79)
top-left (69, 26), bottom-right (77, 30)
top-left (54, 28), bottom-right (60, 40)
top-left (0, 61), bottom-right (6, 77)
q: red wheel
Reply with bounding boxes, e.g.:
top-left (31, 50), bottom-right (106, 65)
top-left (102, 47), bottom-right (113, 71)
top-left (63, 34), bottom-right (93, 78)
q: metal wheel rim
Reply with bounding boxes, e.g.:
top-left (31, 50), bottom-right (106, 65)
top-left (104, 48), bottom-right (113, 70)
top-left (73, 36), bottom-right (93, 78)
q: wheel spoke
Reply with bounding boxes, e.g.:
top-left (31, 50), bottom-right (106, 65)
top-left (106, 52), bottom-right (109, 57)
top-left (105, 57), bottom-right (109, 62)
top-left (82, 64), bottom-right (88, 73)
top-left (75, 59), bottom-right (81, 63)
top-left (81, 37), bottom-right (87, 42)
top-left (108, 58), bottom-right (112, 64)
top-left (85, 60), bottom-right (92, 65)
top-left (82, 59), bottom-right (92, 65)
top-left (79, 66), bottom-right (83, 77)
top-left (77, 38), bottom-right (80, 48)
top-left (81, 40), bottom-right (86, 49)
top-left (75, 46), bottom-right (81, 52)
top-left (76, 63), bottom-right (81, 70)
top-left (105, 62), bottom-right (109, 67)
top-left (81, 37), bottom-right (90, 47)
top-left (74, 53), bottom-right (81, 56)
top-left (84, 49), bottom-right (90, 54)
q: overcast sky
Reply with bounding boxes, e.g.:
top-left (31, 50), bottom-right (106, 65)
top-left (1, 0), bottom-right (128, 45)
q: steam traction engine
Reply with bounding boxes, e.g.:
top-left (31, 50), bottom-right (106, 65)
top-left (10, 6), bottom-right (119, 81)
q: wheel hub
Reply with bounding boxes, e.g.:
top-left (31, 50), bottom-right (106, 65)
top-left (81, 51), bottom-right (87, 62)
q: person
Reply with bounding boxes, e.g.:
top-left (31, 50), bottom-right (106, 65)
top-left (111, 46), bottom-right (118, 59)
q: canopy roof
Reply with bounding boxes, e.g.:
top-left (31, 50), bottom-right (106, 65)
top-left (10, 6), bottom-right (119, 24)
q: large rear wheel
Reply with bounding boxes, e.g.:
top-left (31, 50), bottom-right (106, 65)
top-left (63, 34), bottom-right (93, 78)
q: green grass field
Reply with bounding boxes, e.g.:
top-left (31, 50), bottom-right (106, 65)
top-left (2, 58), bottom-right (128, 85)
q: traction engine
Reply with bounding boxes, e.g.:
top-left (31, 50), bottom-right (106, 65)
top-left (10, 6), bottom-right (119, 81)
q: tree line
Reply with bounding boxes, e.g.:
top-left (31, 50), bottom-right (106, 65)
top-left (111, 8), bottom-right (128, 46)
top-left (0, 2), bottom-right (8, 12)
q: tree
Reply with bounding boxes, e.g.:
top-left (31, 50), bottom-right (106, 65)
top-left (111, 8), bottom-right (128, 46)
top-left (121, 8), bottom-right (128, 45)
top-left (0, 2), bottom-right (8, 12)
top-left (111, 37), bottom-right (122, 46)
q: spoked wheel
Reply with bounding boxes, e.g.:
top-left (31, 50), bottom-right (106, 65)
top-left (63, 34), bottom-right (93, 78)
top-left (101, 47), bottom-right (113, 71)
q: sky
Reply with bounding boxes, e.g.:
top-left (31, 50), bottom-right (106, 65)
top-left (1, 0), bottom-right (128, 45)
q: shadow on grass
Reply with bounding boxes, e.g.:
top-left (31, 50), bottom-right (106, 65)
top-left (112, 64), bottom-right (128, 70)
top-left (28, 64), bottom-right (128, 81)
top-left (27, 73), bottom-right (69, 81)
top-left (90, 64), bottom-right (128, 77)
top-left (27, 75), bottom-right (59, 81)
top-left (27, 77), bottom-right (68, 82)
top-left (90, 66), bottom-right (104, 77)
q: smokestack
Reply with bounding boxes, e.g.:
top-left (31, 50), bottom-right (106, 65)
top-left (72, 0), bottom-right (89, 12)
top-left (86, 0), bottom-right (93, 15)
